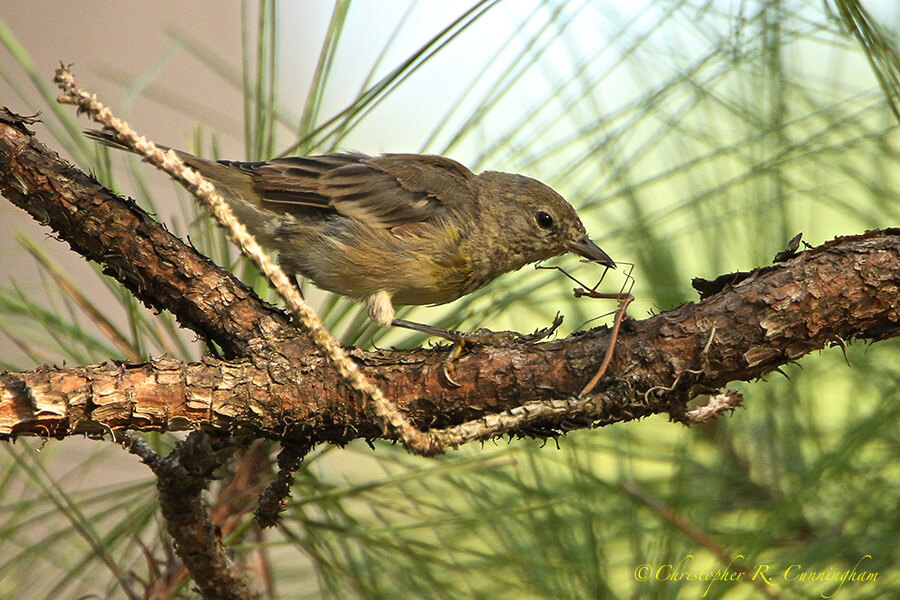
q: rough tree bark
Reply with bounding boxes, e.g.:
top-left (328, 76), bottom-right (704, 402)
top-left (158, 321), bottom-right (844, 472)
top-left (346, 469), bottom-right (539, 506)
top-left (0, 110), bottom-right (898, 446)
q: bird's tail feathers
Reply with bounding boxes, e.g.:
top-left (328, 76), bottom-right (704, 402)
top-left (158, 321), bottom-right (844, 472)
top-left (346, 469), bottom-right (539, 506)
top-left (84, 129), bottom-right (276, 238)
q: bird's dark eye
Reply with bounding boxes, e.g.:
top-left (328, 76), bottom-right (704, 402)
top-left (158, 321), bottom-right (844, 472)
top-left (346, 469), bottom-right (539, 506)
top-left (536, 211), bottom-right (554, 229)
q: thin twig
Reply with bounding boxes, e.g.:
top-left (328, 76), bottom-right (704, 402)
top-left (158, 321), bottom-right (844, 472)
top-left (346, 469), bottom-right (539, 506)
top-left (255, 439), bottom-right (315, 528)
top-left (684, 390), bottom-right (744, 423)
top-left (124, 432), bottom-right (256, 600)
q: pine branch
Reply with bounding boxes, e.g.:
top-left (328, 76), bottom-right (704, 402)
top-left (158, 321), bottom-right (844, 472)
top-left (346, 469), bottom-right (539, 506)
top-left (0, 109), bottom-right (897, 446)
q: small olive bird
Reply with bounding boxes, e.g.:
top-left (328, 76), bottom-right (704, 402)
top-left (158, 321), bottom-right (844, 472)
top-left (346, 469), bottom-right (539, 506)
top-left (86, 130), bottom-right (615, 344)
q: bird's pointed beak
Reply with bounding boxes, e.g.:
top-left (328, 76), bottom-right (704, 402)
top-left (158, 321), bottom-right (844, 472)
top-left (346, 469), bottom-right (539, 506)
top-left (566, 236), bottom-right (616, 268)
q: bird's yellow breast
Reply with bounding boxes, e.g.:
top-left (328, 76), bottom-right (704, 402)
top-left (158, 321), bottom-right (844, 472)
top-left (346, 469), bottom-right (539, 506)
top-left (290, 218), bottom-right (475, 307)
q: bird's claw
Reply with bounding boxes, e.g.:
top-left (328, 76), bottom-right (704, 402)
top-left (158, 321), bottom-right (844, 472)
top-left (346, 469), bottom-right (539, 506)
top-left (438, 314), bottom-right (564, 387)
top-left (441, 341), bottom-right (465, 387)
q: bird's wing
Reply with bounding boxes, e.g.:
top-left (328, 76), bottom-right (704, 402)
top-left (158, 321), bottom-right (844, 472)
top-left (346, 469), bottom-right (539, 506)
top-left (222, 153), bottom-right (476, 228)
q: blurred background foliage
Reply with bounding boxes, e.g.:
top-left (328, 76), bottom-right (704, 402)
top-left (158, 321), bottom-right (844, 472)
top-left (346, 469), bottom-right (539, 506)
top-left (0, 0), bottom-right (898, 598)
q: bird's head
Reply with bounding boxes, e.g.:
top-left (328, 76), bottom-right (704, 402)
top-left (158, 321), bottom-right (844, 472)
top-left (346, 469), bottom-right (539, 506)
top-left (476, 171), bottom-right (615, 269)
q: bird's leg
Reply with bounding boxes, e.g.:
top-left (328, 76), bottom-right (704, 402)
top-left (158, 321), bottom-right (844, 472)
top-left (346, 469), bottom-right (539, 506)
top-left (391, 315), bottom-right (564, 386)
top-left (292, 275), bottom-right (305, 299)
top-left (373, 288), bottom-right (561, 385)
